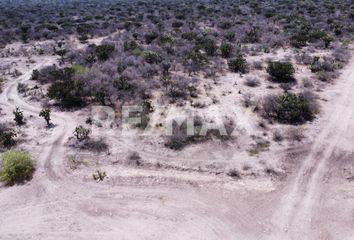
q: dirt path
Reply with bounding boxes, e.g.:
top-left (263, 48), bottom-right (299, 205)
top-left (268, 50), bottom-right (354, 239)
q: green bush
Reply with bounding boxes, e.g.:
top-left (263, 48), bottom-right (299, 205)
top-left (123, 40), bottom-right (139, 51)
top-left (113, 76), bottom-right (132, 90)
top-left (144, 31), bottom-right (159, 44)
top-left (73, 125), bottom-right (91, 141)
top-left (0, 125), bottom-right (16, 148)
top-left (70, 64), bottom-right (87, 74)
top-left (197, 37), bottom-right (217, 56)
top-left (159, 34), bottom-right (174, 44)
top-left (228, 54), bottom-right (248, 73)
top-left (143, 50), bottom-right (161, 64)
top-left (47, 79), bottom-right (85, 107)
top-left (0, 150), bottom-right (34, 184)
top-left (95, 44), bottom-right (115, 61)
top-left (263, 93), bottom-right (317, 124)
top-left (220, 42), bottom-right (233, 58)
top-left (266, 61), bottom-right (295, 83)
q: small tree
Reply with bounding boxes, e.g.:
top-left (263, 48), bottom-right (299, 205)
top-left (220, 42), bottom-right (233, 58)
top-left (228, 54), bottom-right (248, 73)
top-left (31, 69), bottom-right (40, 80)
top-left (95, 88), bottom-right (107, 105)
top-left (55, 49), bottom-right (67, 64)
top-left (73, 125), bottom-right (91, 141)
top-left (0, 150), bottom-right (34, 184)
top-left (266, 61), bottom-right (295, 83)
top-left (13, 107), bottom-right (24, 125)
top-left (39, 108), bottom-right (51, 126)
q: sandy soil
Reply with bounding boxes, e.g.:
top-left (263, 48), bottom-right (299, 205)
top-left (0, 45), bottom-right (353, 240)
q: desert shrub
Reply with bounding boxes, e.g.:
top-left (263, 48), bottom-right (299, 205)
top-left (78, 138), bottom-right (108, 152)
top-left (244, 77), bottom-right (260, 87)
top-left (263, 93), bottom-right (317, 124)
top-left (39, 108), bottom-right (51, 126)
top-left (253, 61), bottom-right (263, 70)
top-left (17, 83), bottom-right (28, 94)
top-left (266, 61), bottom-right (295, 83)
top-left (244, 27), bottom-right (260, 43)
top-left (316, 71), bottom-right (338, 82)
top-left (0, 150), bottom-right (34, 184)
top-left (127, 151), bottom-right (142, 166)
top-left (123, 40), bottom-right (139, 51)
top-left (0, 78), bottom-right (3, 93)
top-left (295, 53), bottom-right (313, 65)
top-left (228, 54), bottom-right (248, 73)
top-left (95, 44), bottom-right (115, 61)
top-left (31, 69), bottom-right (40, 80)
top-left (242, 93), bottom-right (255, 108)
top-left (73, 125), bottom-right (91, 141)
top-left (32, 65), bottom-right (74, 84)
top-left (117, 63), bottom-right (127, 74)
top-left (290, 29), bottom-right (311, 48)
top-left (185, 50), bottom-right (208, 74)
top-left (219, 21), bottom-right (233, 30)
top-left (13, 107), bottom-right (24, 125)
top-left (94, 88), bottom-right (107, 105)
top-left (113, 75), bottom-right (132, 90)
top-left (197, 37), bottom-right (217, 56)
top-left (0, 125), bottom-right (16, 148)
top-left (144, 31), bottom-right (159, 44)
top-left (143, 50), bottom-right (161, 64)
top-left (273, 130), bottom-right (284, 142)
top-left (287, 127), bottom-right (305, 142)
top-left (70, 64), bottom-right (87, 74)
top-left (303, 78), bottom-right (313, 88)
top-left (181, 31), bottom-right (198, 41)
top-left (220, 42), bottom-right (233, 58)
top-left (47, 79), bottom-right (85, 107)
top-left (227, 169), bottom-right (241, 179)
top-left (159, 33), bottom-right (174, 44)
top-left (172, 21), bottom-right (183, 28)
top-left (224, 32), bottom-right (235, 42)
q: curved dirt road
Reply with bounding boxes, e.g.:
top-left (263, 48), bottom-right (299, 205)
top-left (269, 50), bottom-right (354, 239)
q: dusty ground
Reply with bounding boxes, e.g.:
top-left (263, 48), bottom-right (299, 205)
top-left (0, 41), bottom-right (353, 240)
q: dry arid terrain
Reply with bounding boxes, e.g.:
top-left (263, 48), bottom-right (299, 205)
top-left (0, 0), bottom-right (353, 239)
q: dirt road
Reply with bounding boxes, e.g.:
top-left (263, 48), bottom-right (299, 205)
top-left (0, 50), bottom-right (353, 239)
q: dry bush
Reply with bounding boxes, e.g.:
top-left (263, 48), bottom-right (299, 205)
top-left (286, 127), bottom-right (305, 142)
top-left (252, 61), bottom-right (263, 70)
top-left (244, 77), bottom-right (260, 87)
top-left (273, 130), bottom-right (284, 142)
top-left (227, 169), bottom-right (241, 179)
